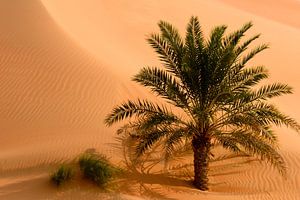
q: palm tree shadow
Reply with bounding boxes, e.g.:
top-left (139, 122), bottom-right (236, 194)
top-left (108, 136), bottom-right (263, 197)
top-left (107, 136), bottom-right (195, 199)
top-left (113, 171), bottom-right (191, 200)
top-left (209, 153), bottom-right (259, 176)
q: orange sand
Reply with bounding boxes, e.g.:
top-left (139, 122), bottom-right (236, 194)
top-left (0, 0), bottom-right (300, 199)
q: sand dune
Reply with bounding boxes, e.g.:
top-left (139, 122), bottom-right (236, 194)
top-left (1, 0), bottom-right (300, 199)
top-left (0, 0), bottom-right (131, 171)
top-left (217, 0), bottom-right (300, 29)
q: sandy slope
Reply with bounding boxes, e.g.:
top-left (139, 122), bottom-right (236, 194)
top-left (0, 1), bottom-right (141, 199)
top-left (218, 0), bottom-right (300, 29)
top-left (1, 0), bottom-right (300, 199)
top-left (0, 0), bottom-right (126, 168)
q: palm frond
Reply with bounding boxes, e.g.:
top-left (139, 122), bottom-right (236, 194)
top-left (147, 34), bottom-right (179, 75)
top-left (138, 113), bottom-right (179, 131)
top-left (230, 66), bottom-right (269, 90)
top-left (133, 67), bottom-right (189, 108)
top-left (251, 104), bottom-right (300, 131)
top-left (223, 22), bottom-right (253, 49)
top-left (212, 131), bottom-right (242, 153)
top-left (231, 44), bottom-right (269, 75)
top-left (183, 16), bottom-right (204, 99)
top-left (158, 20), bottom-right (184, 57)
top-left (105, 99), bottom-right (171, 126)
top-left (251, 83), bottom-right (293, 100)
top-left (135, 129), bottom-right (169, 156)
top-left (185, 16), bottom-right (204, 54)
top-left (165, 128), bottom-right (187, 156)
top-left (214, 22), bottom-right (255, 85)
top-left (223, 102), bottom-right (300, 132)
top-left (207, 25), bottom-right (227, 51)
top-left (235, 34), bottom-right (261, 56)
top-left (213, 130), bottom-right (286, 175)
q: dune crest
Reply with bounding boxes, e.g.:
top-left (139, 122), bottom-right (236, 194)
top-left (217, 0), bottom-right (300, 29)
top-left (0, 0), bottom-right (300, 199)
top-left (0, 0), bottom-right (130, 169)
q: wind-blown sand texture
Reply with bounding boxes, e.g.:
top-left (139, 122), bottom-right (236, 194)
top-left (1, 0), bottom-right (300, 199)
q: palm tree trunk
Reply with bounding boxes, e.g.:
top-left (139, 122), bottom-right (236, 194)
top-left (192, 135), bottom-right (210, 190)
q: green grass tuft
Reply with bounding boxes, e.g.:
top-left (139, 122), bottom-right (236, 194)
top-left (50, 164), bottom-right (74, 186)
top-left (79, 153), bottom-right (116, 186)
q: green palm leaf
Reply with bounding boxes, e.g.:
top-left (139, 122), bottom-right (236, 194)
top-left (213, 130), bottom-right (286, 175)
top-left (133, 66), bottom-right (188, 108)
top-left (105, 99), bottom-right (171, 126)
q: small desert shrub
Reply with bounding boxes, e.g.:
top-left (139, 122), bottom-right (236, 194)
top-left (79, 153), bottom-right (115, 186)
top-left (50, 165), bottom-right (74, 186)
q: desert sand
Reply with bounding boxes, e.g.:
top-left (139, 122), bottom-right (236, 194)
top-left (0, 0), bottom-right (300, 199)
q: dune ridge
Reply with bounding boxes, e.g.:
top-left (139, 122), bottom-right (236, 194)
top-left (0, 0), bottom-right (129, 171)
top-left (217, 0), bottom-right (300, 29)
top-left (0, 0), bottom-right (300, 199)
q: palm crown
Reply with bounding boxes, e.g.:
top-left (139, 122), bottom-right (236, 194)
top-left (105, 16), bottom-right (300, 190)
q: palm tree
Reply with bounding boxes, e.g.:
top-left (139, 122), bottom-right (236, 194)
top-left (105, 16), bottom-right (300, 190)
